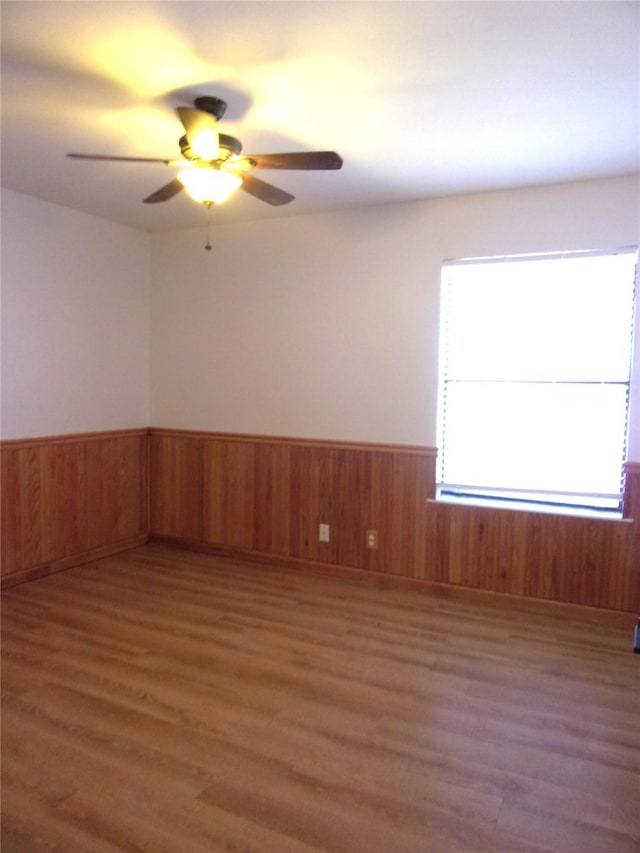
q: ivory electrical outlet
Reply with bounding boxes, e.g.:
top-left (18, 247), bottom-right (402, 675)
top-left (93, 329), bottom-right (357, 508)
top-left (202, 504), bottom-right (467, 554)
top-left (366, 529), bottom-right (378, 549)
top-left (319, 523), bottom-right (330, 543)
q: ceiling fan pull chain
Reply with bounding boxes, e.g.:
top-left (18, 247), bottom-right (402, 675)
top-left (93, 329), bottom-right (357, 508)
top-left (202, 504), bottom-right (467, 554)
top-left (204, 201), bottom-right (213, 251)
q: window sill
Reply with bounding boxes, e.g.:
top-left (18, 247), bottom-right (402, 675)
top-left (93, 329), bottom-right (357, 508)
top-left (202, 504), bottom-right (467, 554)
top-left (429, 493), bottom-right (628, 522)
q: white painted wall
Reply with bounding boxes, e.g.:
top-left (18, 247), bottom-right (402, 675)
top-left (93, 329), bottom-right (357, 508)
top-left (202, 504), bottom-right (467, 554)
top-left (150, 176), bottom-right (640, 458)
top-left (0, 188), bottom-right (150, 439)
top-left (2, 177), bottom-right (637, 461)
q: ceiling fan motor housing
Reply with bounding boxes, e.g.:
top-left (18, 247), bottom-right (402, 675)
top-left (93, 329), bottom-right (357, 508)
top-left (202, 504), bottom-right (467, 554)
top-left (179, 133), bottom-right (242, 162)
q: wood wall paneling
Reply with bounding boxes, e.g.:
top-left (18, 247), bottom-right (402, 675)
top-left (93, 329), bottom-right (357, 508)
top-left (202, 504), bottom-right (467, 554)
top-left (368, 451), bottom-right (396, 575)
top-left (147, 431), bottom-right (638, 612)
top-left (389, 453), bottom-right (432, 579)
top-left (423, 501), bottom-right (451, 585)
top-left (47, 440), bottom-right (87, 558)
top-left (289, 444), bottom-right (335, 563)
top-left (1, 430), bottom-right (148, 587)
top-left (1, 444), bottom-right (51, 573)
top-left (146, 430), bottom-right (640, 610)
top-left (622, 463), bottom-right (640, 611)
top-left (86, 435), bottom-right (145, 548)
top-left (254, 442), bottom-right (291, 555)
top-left (223, 439), bottom-right (257, 550)
top-left (202, 439), bottom-right (254, 549)
top-left (3, 427), bottom-right (638, 612)
top-left (334, 447), bottom-right (371, 570)
top-left (150, 434), bottom-right (203, 541)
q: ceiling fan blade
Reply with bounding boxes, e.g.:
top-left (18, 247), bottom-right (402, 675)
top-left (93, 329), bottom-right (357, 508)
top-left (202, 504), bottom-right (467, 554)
top-left (143, 179), bottom-right (184, 204)
top-left (67, 153), bottom-right (171, 164)
top-left (241, 151), bottom-right (343, 170)
top-left (240, 174), bottom-right (295, 206)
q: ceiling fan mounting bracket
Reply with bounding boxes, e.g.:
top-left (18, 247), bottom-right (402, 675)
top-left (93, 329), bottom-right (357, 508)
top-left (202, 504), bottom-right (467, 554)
top-left (194, 96), bottom-right (227, 121)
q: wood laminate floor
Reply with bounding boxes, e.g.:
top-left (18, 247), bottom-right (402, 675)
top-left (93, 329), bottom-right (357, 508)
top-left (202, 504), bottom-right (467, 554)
top-left (1, 543), bottom-right (639, 852)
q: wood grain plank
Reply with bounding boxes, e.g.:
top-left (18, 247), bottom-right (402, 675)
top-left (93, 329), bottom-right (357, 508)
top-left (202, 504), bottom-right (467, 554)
top-left (149, 434), bottom-right (203, 541)
top-left (85, 435), bottom-right (146, 549)
top-left (46, 440), bottom-right (87, 559)
top-left (289, 444), bottom-right (336, 564)
top-left (203, 438), bottom-right (260, 549)
top-left (368, 451), bottom-right (395, 575)
top-left (1, 445), bottom-right (51, 576)
top-left (254, 442), bottom-right (291, 555)
top-left (390, 453), bottom-right (430, 579)
top-left (335, 448), bottom-right (371, 570)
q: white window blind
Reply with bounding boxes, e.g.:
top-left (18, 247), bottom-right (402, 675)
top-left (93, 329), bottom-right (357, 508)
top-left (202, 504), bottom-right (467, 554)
top-left (437, 249), bottom-right (638, 513)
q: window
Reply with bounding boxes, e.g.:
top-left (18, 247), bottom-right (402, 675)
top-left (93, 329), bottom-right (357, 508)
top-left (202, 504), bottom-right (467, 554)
top-left (437, 249), bottom-right (638, 515)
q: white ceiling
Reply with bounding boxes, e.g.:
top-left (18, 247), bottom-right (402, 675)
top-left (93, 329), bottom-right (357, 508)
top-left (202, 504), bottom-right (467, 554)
top-left (1, 1), bottom-right (638, 233)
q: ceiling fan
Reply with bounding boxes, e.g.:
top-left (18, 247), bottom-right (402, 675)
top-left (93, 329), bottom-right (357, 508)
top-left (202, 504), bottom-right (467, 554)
top-left (67, 96), bottom-right (343, 208)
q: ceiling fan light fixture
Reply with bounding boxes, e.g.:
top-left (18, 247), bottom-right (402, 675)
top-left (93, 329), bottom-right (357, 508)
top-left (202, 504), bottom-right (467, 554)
top-left (177, 166), bottom-right (242, 204)
top-left (190, 127), bottom-right (219, 161)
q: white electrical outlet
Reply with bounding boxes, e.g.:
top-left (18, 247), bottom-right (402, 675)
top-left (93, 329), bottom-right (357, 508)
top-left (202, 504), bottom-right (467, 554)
top-left (366, 530), bottom-right (378, 549)
top-left (319, 523), bottom-right (330, 543)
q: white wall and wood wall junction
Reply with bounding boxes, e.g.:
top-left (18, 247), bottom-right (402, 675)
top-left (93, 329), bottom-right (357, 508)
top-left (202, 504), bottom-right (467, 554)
top-left (1, 176), bottom-right (639, 611)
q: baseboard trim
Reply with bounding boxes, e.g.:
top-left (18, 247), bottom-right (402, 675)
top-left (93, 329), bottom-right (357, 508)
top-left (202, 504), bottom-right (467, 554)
top-left (1, 535), bottom-right (149, 589)
top-left (148, 535), bottom-right (636, 627)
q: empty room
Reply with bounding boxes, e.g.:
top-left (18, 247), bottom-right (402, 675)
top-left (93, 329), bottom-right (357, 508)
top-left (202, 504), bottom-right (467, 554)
top-left (1, 1), bottom-right (639, 851)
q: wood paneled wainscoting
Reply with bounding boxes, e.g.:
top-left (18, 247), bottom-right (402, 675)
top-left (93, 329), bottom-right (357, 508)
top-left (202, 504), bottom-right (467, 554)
top-left (2, 428), bottom-right (638, 610)
top-left (1, 429), bottom-right (148, 588)
top-left (149, 430), bottom-right (640, 613)
top-left (149, 430), bottom-right (436, 578)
